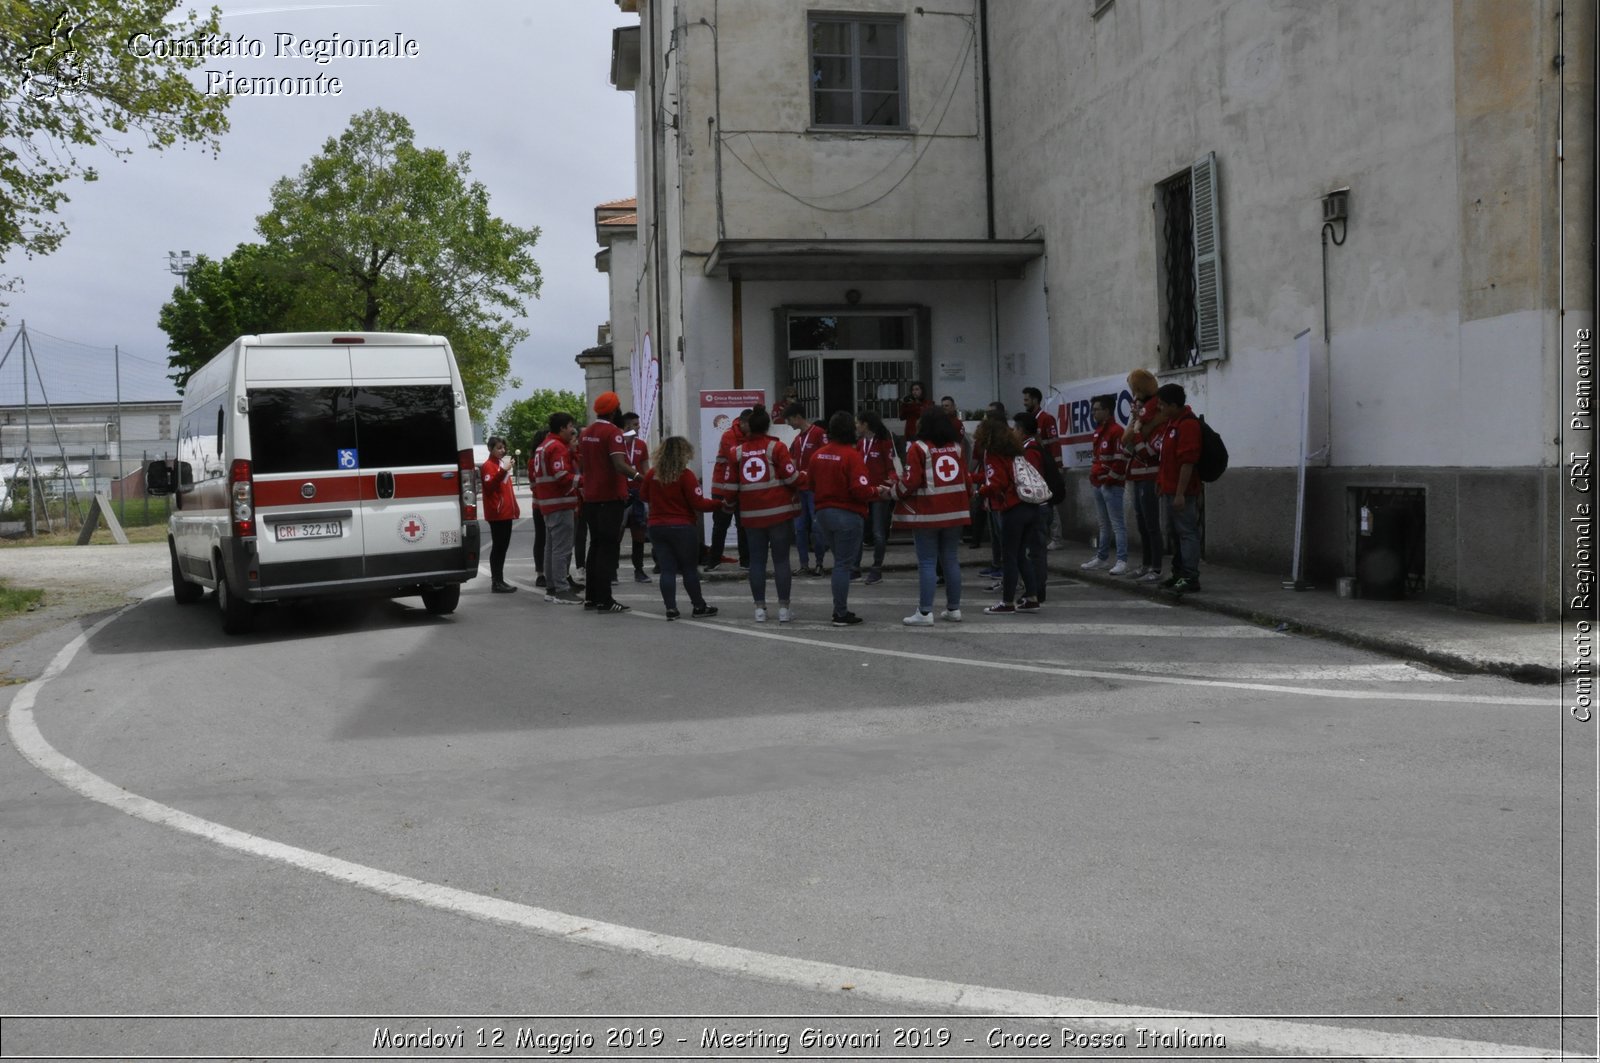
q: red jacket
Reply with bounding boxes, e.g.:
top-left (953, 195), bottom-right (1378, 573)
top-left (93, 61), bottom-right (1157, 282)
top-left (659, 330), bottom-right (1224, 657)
top-left (1123, 395), bottom-right (1164, 481)
top-left (623, 434), bottom-right (649, 499)
top-left (1034, 408), bottom-right (1060, 450)
top-left (1158, 407), bottom-right (1203, 497)
top-left (810, 442), bottom-right (877, 516)
top-left (899, 398), bottom-right (934, 440)
top-left (578, 420), bottom-right (629, 502)
top-left (730, 435), bottom-right (800, 528)
top-left (711, 422), bottom-right (747, 501)
top-left (480, 455), bottom-right (520, 522)
top-left (1090, 420), bottom-right (1128, 487)
top-left (893, 441), bottom-right (972, 529)
top-left (858, 434), bottom-right (896, 487)
top-left (532, 436), bottom-right (580, 514)
top-left (980, 451), bottom-right (1032, 512)
top-left (789, 422), bottom-right (826, 476)
top-left (642, 467), bottom-right (720, 526)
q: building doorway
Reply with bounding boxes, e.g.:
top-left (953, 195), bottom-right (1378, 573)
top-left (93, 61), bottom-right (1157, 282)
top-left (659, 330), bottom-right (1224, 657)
top-left (780, 308), bottom-right (927, 423)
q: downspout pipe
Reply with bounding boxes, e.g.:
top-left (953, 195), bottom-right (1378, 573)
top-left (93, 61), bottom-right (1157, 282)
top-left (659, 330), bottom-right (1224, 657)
top-left (979, 0), bottom-right (995, 240)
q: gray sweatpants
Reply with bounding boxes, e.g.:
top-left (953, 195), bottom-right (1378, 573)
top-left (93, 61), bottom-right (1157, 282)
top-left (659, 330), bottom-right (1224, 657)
top-left (543, 509), bottom-right (575, 591)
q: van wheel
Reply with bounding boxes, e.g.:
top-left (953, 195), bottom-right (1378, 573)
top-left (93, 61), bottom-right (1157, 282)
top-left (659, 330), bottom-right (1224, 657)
top-left (420, 585), bottom-right (460, 615)
top-left (170, 540), bottom-right (203, 605)
top-left (214, 561), bottom-right (255, 635)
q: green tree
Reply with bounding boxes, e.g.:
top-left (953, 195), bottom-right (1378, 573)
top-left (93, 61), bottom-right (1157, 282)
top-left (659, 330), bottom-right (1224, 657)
top-left (253, 108), bottom-right (543, 418)
top-left (494, 389), bottom-right (589, 454)
top-left (157, 244), bottom-right (299, 390)
top-left (0, 1), bottom-right (231, 313)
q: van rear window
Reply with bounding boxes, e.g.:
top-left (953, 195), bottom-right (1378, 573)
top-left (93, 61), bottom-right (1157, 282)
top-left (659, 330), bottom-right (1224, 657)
top-left (247, 385), bottom-right (457, 472)
top-left (351, 385), bottom-right (458, 468)
top-left (248, 387), bottom-right (355, 474)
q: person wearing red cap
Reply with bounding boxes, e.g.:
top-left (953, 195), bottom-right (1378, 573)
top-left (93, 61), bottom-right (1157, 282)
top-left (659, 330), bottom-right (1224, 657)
top-left (577, 390), bottom-right (642, 613)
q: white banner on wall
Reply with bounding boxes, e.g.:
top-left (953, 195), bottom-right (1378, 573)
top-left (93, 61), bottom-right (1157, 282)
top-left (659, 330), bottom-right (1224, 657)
top-left (1047, 374), bottom-right (1137, 470)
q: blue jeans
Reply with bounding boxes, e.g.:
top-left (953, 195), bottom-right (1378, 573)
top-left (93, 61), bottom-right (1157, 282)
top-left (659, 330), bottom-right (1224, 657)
top-left (744, 520), bottom-right (794, 605)
top-left (793, 490), bottom-right (817, 567)
top-left (1163, 495), bottom-right (1201, 579)
top-left (913, 526), bottom-right (963, 612)
top-left (1093, 483), bottom-right (1129, 562)
top-left (648, 524), bottom-right (706, 612)
top-left (999, 503), bottom-right (1043, 603)
top-left (853, 500), bottom-right (891, 571)
top-left (1132, 479), bottom-right (1163, 573)
top-left (815, 507), bottom-right (865, 616)
top-left (1020, 503), bottom-right (1049, 600)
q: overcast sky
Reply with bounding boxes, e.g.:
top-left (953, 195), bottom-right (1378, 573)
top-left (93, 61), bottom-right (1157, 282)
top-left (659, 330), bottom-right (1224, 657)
top-left (0, 1), bottom-right (637, 423)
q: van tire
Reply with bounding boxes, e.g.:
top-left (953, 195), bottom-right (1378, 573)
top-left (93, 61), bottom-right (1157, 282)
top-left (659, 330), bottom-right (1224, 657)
top-left (214, 557), bottom-right (255, 635)
top-left (170, 540), bottom-right (204, 604)
top-left (420, 585), bottom-right (460, 615)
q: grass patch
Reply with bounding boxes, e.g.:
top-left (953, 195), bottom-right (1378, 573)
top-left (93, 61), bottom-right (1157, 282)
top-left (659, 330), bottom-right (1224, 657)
top-left (0, 524), bottom-right (168, 548)
top-left (0, 579), bottom-right (45, 615)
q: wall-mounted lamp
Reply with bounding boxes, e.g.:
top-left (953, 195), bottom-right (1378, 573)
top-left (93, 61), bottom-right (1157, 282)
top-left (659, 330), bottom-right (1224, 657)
top-left (1321, 186), bottom-right (1350, 224)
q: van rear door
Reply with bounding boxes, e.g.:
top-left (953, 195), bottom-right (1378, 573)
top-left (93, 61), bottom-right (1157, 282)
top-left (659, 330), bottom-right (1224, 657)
top-left (348, 343), bottom-right (467, 582)
top-left (244, 344), bottom-right (364, 588)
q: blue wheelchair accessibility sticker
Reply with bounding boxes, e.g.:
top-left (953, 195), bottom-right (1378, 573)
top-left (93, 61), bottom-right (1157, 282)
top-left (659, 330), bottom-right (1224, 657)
top-left (338, 449), bottom-right (359, 470)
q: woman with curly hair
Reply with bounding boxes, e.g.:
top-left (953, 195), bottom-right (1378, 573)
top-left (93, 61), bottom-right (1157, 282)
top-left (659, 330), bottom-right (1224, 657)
top-left (640, 436), bottom-right (721, 620)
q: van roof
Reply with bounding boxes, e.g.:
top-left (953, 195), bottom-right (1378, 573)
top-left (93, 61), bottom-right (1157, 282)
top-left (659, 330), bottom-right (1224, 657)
top-left (245, 332), bottom-right (447, 346)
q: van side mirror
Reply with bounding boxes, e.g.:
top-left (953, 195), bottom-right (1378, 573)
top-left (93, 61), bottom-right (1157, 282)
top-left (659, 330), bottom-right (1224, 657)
top-left (177, 461), bottom-right (194, 489)
top-left (146, 460), bottom-right (173, 495)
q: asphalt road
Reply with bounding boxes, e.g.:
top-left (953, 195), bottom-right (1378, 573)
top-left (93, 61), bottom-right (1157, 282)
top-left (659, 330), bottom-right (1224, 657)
top-left (1, 528), bottom-right (1591, 1060)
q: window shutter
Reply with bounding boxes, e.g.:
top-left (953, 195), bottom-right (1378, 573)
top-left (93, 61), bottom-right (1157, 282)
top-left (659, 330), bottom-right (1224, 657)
top-left (1190, 151), bottom-right (1226, 361)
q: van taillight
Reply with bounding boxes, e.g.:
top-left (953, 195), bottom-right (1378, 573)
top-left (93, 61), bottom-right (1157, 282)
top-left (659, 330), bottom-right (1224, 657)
top-left (230, 460), bottom-right (255, 537)
top-left (458, 449), bottom-right (478, 520)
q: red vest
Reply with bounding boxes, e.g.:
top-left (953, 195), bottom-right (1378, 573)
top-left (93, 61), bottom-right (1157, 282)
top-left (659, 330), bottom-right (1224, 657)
top-left (532, 437), bottom-right (579, 514)
top-left (731, 436), bottom-right (799, 528)
top-left (893, 441), bottom-right (972, 528)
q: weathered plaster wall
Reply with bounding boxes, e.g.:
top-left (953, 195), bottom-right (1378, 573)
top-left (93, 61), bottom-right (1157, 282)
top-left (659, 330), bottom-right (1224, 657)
top-left (671, 0), bottom-right (988, 247)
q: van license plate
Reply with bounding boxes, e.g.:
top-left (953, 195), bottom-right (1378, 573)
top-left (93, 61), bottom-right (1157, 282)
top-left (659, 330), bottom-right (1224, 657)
top-left (276, 522), bottom-right (342, 541)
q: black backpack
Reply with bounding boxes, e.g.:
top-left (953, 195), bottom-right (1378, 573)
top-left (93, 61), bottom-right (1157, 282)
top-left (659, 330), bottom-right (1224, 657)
top-left (1197, 416), bottom-right (1229, 483)
top-left (1036, 441), bottom-right (1067, 505)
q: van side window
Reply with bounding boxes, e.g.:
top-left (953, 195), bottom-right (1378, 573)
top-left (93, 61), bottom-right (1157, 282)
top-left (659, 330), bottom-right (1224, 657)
top-left (248, 387), bottom-right (356, 474)
top-left (351, 385), bottom-right (457, 468)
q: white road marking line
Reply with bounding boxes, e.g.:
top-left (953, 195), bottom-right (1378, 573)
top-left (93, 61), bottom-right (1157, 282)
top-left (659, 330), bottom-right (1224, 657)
top-left (911, 622), bottom-right (1281, 638)
top-left (4, 605), bottom-right (1560, 1061)
top-left (1022, 660), bottom-right (1456, 683)
top-left (636, 609), bottom-right (1547, 706)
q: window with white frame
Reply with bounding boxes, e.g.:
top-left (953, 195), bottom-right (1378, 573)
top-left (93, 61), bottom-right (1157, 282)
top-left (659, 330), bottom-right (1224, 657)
top-left (809, 14), bottom-right (906, 129)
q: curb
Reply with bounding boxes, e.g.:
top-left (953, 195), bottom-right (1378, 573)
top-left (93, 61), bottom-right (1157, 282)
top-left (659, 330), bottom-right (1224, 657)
top-left (688, 546), bottom-right (1560, 685)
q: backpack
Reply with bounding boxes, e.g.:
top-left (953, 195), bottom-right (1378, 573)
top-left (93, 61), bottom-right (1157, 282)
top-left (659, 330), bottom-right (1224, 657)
top-left (1012, 454), bottom-right (1052, 505)
top-left (1035, 442), bottom-right (1066, 506)
top-left (1197, 416), bottom-right (1229, 482)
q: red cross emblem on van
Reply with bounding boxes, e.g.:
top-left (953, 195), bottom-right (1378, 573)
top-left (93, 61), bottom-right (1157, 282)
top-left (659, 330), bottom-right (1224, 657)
top-left (398, 514), bottom-right (427, 544)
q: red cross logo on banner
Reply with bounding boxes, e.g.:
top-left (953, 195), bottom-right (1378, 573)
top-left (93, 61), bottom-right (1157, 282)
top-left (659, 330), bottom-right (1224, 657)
top-left (934, 454), bottom-right (960, 483)
top-left (742, 455), bottom-right (768, 482)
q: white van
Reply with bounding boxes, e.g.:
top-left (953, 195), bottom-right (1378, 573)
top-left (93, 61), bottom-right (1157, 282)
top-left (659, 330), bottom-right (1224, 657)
top-left (147, 332), bottom-right (481, 634)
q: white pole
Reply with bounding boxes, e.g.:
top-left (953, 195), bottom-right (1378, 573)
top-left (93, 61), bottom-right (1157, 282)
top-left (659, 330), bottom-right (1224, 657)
top-left (1287, 328), bottom-right (1312, 590)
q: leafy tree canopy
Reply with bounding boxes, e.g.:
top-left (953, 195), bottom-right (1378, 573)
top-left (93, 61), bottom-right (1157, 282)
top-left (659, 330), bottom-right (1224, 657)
top-left (157, 243), bottom-right (300, 388)
top-left (248, 107), bottom-right (543, 418)
top-left (0, 0), bottom-right (231, 311)
top-left (493, 389), bottom-right (589, 455)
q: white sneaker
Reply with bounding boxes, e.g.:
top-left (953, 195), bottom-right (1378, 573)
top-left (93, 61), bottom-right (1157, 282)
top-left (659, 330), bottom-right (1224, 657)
top-left (1080, 557), bottom-right (1108, 570)
top-left (778, 606), bottom-right (793, 624)
top-left (1108, 560), bottom-right (1129, 575)
top-left (940, 608), bottom-right (963, 622)
top-left (1136, 570), bottom-right (1163, 583)
top-left (902, 610), bottom-right (934, 626)
top-left (754, 606), bottom-right (767, 622)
